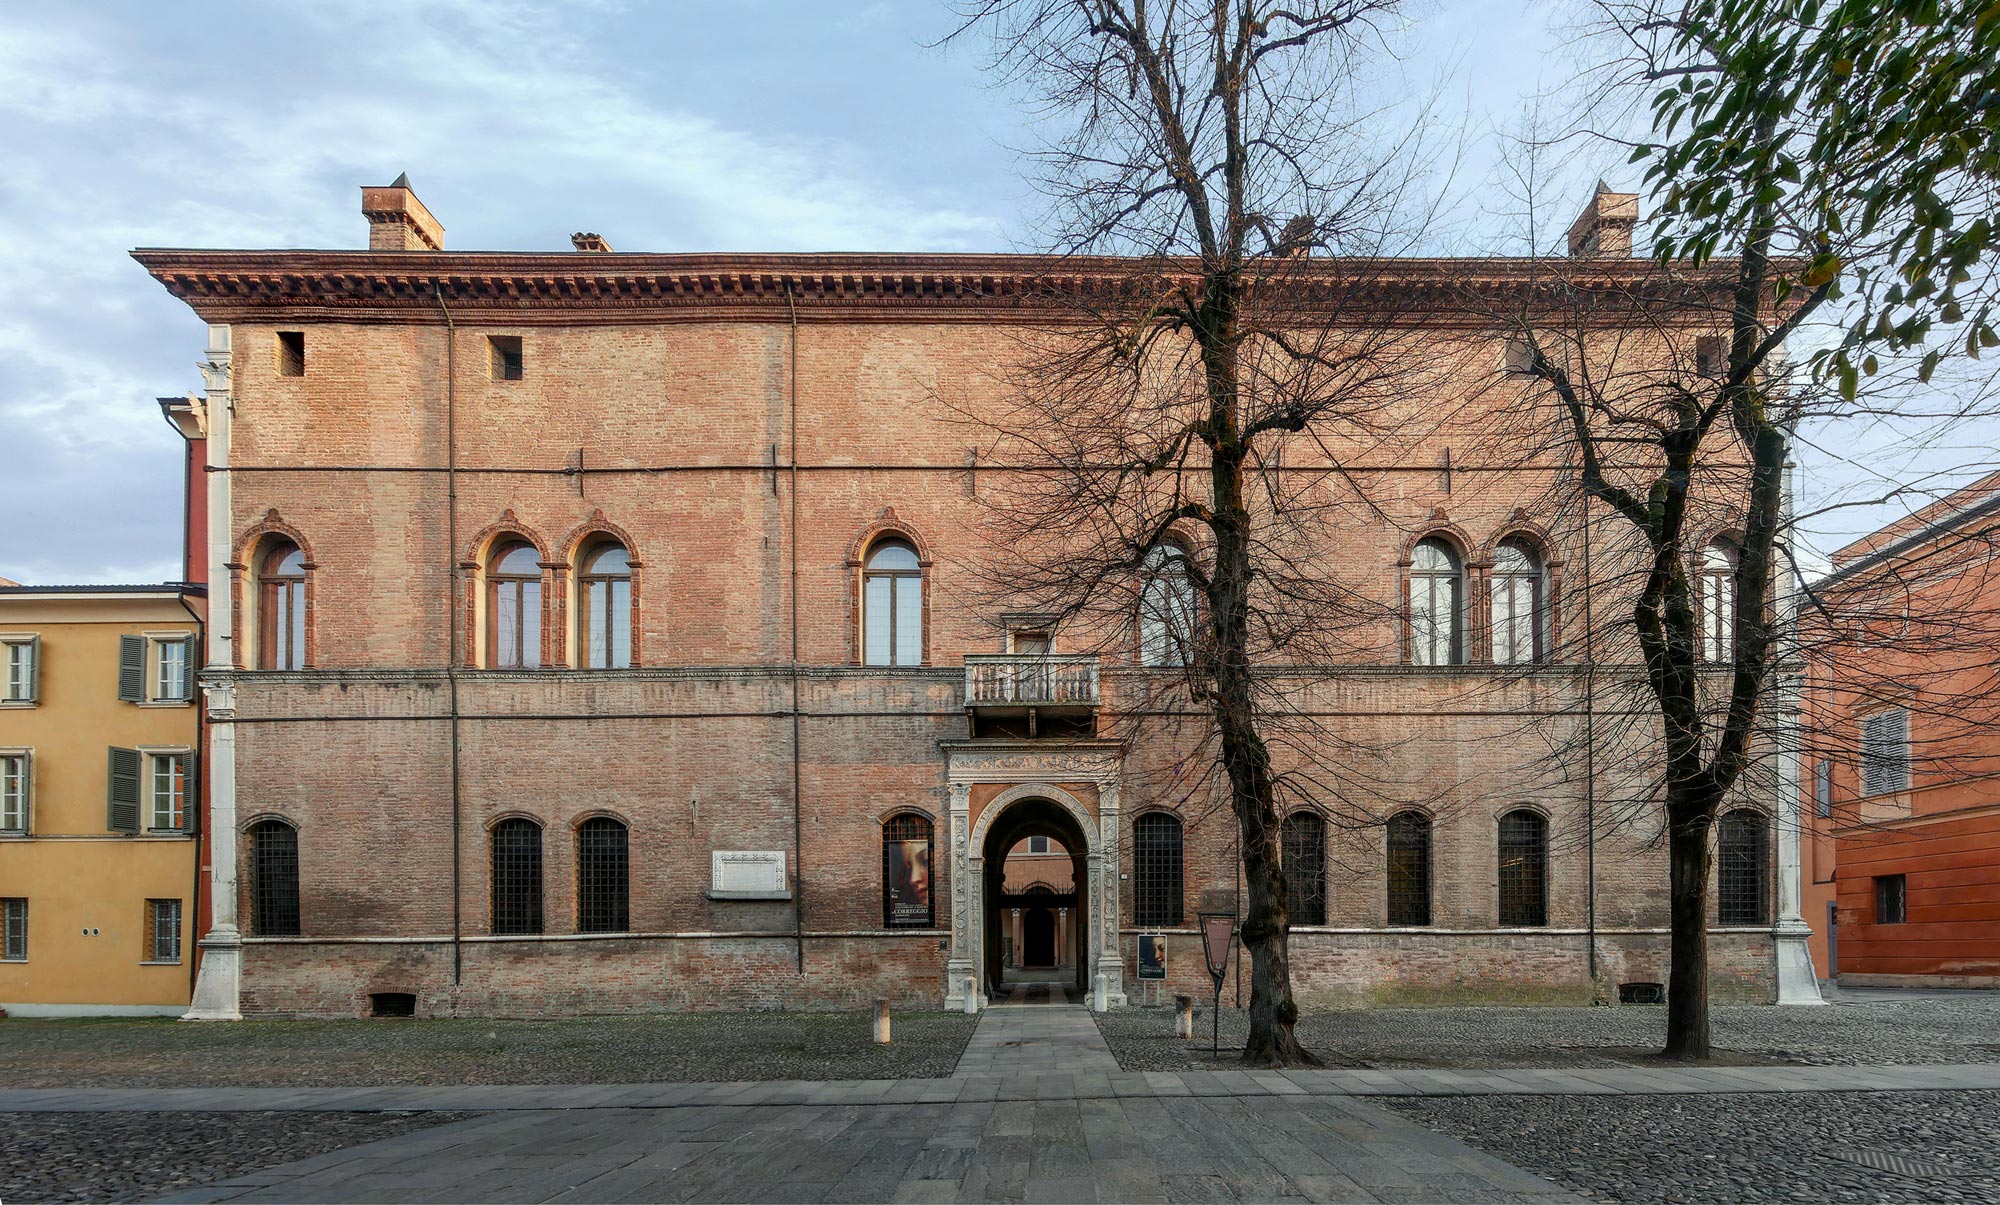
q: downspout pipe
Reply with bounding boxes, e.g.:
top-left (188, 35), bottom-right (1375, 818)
top-left (435, 283), bottom-right (464, 990)
top-left (786, 279), bottom-right (804, 975)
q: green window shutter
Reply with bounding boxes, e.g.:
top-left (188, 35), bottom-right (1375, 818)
top-left (179, 641), bottom-right (197, 702)
top-left (107, 747), bottom-right (141, 833)
top-left (117, 635), bottom-right (145, 702)
top-left (23, 636), bottom-right (38, 703)
top-left (180, 752), bottom-right (200, 835)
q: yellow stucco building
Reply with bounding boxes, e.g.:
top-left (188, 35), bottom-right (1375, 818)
top-left (0, 584), bottom-right (205, 1016)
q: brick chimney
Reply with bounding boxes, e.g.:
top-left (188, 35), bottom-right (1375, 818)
top-left (361, 173), bottom-right (444, 252)
top-left (571, 232), bottom-right (614, 253)
top-left (1566, 180), bottom-right (1639, 257)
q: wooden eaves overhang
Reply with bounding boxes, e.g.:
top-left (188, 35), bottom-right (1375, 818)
top-left (131, 249), bottom-right (1745, 328)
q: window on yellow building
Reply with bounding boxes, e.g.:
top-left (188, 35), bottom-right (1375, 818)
top-left (146, 899), bottom-right (182, 964)
top-left (148, 752), bottom-right (189, 833)
top-left (0, 753), bottom-right (27, 834)
top-left (1, 636), bottom-right (37, 704)
top-left (1, 899), bottom-right (24, 961)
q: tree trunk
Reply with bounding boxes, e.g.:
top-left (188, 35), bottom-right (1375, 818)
top-left (1663, 808), bottom-right (1714, 1059)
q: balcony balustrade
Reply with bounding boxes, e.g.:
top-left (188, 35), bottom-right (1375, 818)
top-left (963, 653), bottom-right (1100, 710)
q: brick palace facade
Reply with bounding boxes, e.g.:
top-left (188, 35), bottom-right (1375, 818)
top-left (136, 178), bottom-right (1812, 1019)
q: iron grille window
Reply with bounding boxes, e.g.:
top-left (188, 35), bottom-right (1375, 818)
top-left (1875, 874), bottom-right (1907, 925)
top-left (882, 813), bottom-right (935, 928)
top-left (1282, 811), bottom-right (1327, 926)
top-left (148, 898), bottom-right (182, 962)
top-left (1, 898), bottom-right (24, 961)
top-left (491, 818), bottom-right (544, 935)
top-left (1385, 811), bottom-right (1432, 926)
top-left (1860, 708), bottom-right (1910, 797)
top-left (1497, 810), bottom-right (1548, 927)
top-left (1133, 813), bottom-right (1183, 926)
top-left (577, 817), bottom-right (630, 933)
top-left (1717, 809), bottom-right (1769, 926)
top-left (249, 819), bottom-right (301, 936)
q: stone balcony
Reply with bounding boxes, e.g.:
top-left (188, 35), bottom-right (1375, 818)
top-left (963, 654), bottom-right (1099, 738)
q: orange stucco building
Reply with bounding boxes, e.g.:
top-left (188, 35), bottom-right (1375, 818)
top-left (1803, 470), bottom-right (2000, 986)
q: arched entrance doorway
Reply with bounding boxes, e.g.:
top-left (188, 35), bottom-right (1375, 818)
top-left (979, 795), bottom-right (1090, 998)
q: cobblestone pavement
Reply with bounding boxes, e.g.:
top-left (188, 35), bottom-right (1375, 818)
top-left (1096, 993), bottom-right (2000, 1072)
top-left (0, 1110), bottom-right (468, 1205)
top-left (0, 1010), bottom-right (977, 1087)
top-left (1387, 1089), bottom-right (2000, 1204)
top-left (151, 1095), bottom-right (1579, 1204)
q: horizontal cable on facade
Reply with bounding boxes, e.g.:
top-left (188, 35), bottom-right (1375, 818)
top-left (208, 462), bottom-right (1614, 476)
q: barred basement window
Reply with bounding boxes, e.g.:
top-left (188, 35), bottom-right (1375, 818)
top-left (1497, 809), bottom-right (1549, 927)
top-left (490, 818), bottom-right (544, 935)
top-left (1875, 873), bottom-right (1907, 925)
top-left (1281, 811), bottom-right (1327, 926)
top-left (248, 818), bottom-right (301, 936)
top-left (1860, 707), bottom-right (1910, 797)
top-left (1717, 809), bottom-right (1770, 926)
top-left (1133, 813), bottom-right (1183, 926)
top-left (147, 898), bottom-right (182, 963)
top-left (577, 817), bottom-right (630, 933)
top-left (1385, 811), bottom-right (1432, 926)
top-left (882, 813), bottom-right (934, 928)
top-left (1, 898), bottom-right (24, 961)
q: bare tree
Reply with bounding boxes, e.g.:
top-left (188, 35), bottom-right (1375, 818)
top-left (945, 0), bottom-right (1449, 1065)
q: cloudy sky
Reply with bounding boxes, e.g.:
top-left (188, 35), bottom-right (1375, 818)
top-left (0, 0), bottom-right (1988, 585)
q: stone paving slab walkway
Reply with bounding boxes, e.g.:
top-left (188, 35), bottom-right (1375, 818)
top-left (4, 1059), bottom-right (1995, 1115)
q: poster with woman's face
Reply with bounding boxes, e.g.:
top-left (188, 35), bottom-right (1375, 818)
top-left (885, 838), bottom-right (932, 926)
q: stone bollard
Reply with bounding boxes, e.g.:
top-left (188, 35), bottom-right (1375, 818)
top-left (874, 998), bottom-right (892, 1045)
top-left (1175, 995), bottom-right (1194, 1039)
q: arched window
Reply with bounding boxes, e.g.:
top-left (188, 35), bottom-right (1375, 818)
top-left (1139, 546), bottom-right (1200, 667)
top-left (248, 818), bottom-right (300, 936)
top-left (1717, 809), bottom-right (1770, 925)
top-left (882, 813), bottom-right (935, 928)
top-left (1282, 811), bottom-right (1327, 926)
top-left (1133, 813), bottom-right (1184, 926)
top-left (862, 540), bottom-right (922, 666)
top-left (1410, 538), bottom-right (1464, 666)
top-left (258, 540), bottom-right (307, 671)
top-left (491, 818), bottom-right (544, 935)
top-left (1700, 541), bottom-right (1738, 663)
top-left (1386, 811), bottom-right (1432, 926)
top-left (577, 540), bottom-right (632, 669)
top-left (486, 541), bottom-right (542, 669)
top-left (1491, 539), bottom-right (1546, 664)
top-left (1497, 809), bottom-right (1549, 927)
top-left (576, 817), bottom-right (629, 933)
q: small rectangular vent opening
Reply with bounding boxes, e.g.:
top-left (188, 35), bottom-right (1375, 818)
top-left (489, 335), bottom-right (523, 381)
top-left (369, 991), bottom-right (416, 1018)
top-left (1618, 981), bottom-right (1665, 1005)
top-left (276, 331), bottom-right (306, 377)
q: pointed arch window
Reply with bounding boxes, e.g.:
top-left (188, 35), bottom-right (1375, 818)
top-left (248, 818), bottom-right (300, 936)
top-left (486, 542), bottom-right (542, 669)
top-left (1139, 546), bottom-right (1200, 667)
top-left (1491, 539), bottom-right (1546, 664)
top-left (1700, 541), bottom-right (1738, 663)
top-left (258, 541), bottom-right (307, 671)
top-left (1386, 811), bottom-right (1432, 926)
top-left (1497, 809), bottom-right (1549, 927)
top-left (863, 540), bottom-right (922, 666)
top-left (1717, 809), bottom-right (1770, 925)
top-left (1282, 811), bottom-right (1327, 926)
top-left (577, 540), bottom-right (633, 669)
top-left (491, 818), bottom-right (544, 935)
top-left (1410, 539), bottom-right (1464, 666)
